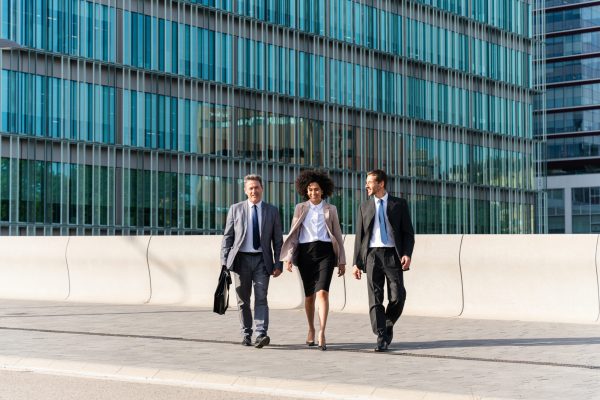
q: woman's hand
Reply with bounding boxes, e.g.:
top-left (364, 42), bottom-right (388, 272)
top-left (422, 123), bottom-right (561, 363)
top-left (285, 260), bottom-right (293, 272)
top-left (337, 264), bottom-right (346, 277)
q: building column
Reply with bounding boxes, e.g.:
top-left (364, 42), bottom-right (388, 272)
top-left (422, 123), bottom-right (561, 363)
top-left (564, 186), bottom-right (572, 234)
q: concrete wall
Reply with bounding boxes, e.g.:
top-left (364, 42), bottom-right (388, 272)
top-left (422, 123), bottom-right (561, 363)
top-left (147, 235), bottom-right (305, 309)
top-left (0, 234), bottom-right (598, 324)
top-left (460, 234), bottom-right (600, 323)
top-left (0, 237), bottom-right (70, 300)
top-left (339, 236), bottom-right (368, 314)
top-left (341, 235), bottom-right (463, 317)
top-left (66, 236), bottom-right (152, 304)
top-left (403, 235), bottom-right (464, 317)
top-left (147, 236), bottom-right (220, 306)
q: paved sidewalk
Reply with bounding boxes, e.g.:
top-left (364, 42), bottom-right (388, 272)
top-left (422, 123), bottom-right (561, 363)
top-left (0, 300), bottom-right (598, 399)
top-left (0, 369), bottom-right (307, 400)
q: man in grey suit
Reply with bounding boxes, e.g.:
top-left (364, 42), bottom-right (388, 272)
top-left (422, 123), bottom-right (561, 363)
top-left (352, 169), bottom-right (415, 352)
top-left (221, 174), bottom-right (283, 348)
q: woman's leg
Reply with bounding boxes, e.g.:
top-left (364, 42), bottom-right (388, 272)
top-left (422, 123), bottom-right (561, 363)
top-left (305, 294), bottom-right (316, 343)
top-left (317, 289), bottom-right (329, 347)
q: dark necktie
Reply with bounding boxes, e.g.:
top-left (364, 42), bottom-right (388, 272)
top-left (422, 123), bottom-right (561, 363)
top-left (378, 199), bottom-right (388, 245)
top-left (252, 204), bottom-right (260, 250)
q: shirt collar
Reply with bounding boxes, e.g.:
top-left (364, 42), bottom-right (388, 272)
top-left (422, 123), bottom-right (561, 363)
top-left (248, 200), bottom-right (262, 208)
top-left (309, 200), bottom-right (324, 210)
top-left (374, 192), bottom-right (388, 204)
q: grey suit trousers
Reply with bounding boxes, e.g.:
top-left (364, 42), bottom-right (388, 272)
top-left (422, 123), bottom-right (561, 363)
top-left (231, 252), bottom-right (270, 336)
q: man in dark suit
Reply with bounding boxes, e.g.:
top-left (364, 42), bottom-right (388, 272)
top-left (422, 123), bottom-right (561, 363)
top-left (221, 174), bottom-right (283, 348)
top-left (352, 169), bottom-right (415, 352)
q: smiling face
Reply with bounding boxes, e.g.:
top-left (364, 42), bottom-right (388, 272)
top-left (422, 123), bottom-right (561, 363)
top-left (307, 182), bottom-right (323, 205)
top-left (244, 179), bottom-right (263, 204)
top-left (365, 174), bottom-right (386, 198)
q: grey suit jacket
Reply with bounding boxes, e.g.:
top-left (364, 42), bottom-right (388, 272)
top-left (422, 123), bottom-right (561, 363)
top-left (280, 201), bottom-right (346, 266)
top-left (220, 200), bottom-right (283, 274)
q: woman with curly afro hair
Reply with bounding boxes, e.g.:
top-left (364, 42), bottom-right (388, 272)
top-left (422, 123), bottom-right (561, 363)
top-left (280, 170), bottom-right (346, 350)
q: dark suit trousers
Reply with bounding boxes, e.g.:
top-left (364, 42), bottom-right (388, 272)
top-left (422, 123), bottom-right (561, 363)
top-left (366, 247), bottom-right (406, 335)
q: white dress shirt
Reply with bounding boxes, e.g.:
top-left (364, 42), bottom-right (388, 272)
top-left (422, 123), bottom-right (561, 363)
top-left (299, 201), bottom-right (332, 244)
top-left (369, 193), bottom-right (395, 248)
top-left (239, 200), bottom-right (263, 252)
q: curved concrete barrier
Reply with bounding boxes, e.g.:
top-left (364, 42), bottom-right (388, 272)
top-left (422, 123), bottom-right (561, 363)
top-left (340, 235), bottom-right (463, 318)
top-left (0, 237), bottom-right (70, 300)
top-left (460, 234), bottom-right (600, 323)
top-left (66, 236), bottom-right (151, 304)
top-left (267, 265), bottom-right (305, 310)
top-left (339, 235), bottom-right (369, 313)
top-left (326, 272), bottom-right (346, 312)
top-left (147, 236), bottom-right (221, 305)
top-left (251, 234), bottom-right (304, 310)
top-left (404, 235), bottom-right (463, 317)
top-left (148, 235), bottom-right (305, 309)
top-left (3, 234), bottom-right (599, 324)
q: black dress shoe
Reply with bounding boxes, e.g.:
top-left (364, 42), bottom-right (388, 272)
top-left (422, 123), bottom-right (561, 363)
top-left (242, 335), bottom-right (252, 346)
top-left (255, 334), bottom-right (270, 348)
top-left (385, 325), bottom-right (394, 346)
top-left (306, 341), bottom-right (316, 347)
top-left (375, 333), bottom-right (388, 352)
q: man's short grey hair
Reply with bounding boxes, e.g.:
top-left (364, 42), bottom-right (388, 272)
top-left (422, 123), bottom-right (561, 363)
top-left (244, 174), bottom-right (263, 187)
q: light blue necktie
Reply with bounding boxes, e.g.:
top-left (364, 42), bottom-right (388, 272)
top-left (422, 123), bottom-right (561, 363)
top-left (378, 199), bottom-right (388, 245)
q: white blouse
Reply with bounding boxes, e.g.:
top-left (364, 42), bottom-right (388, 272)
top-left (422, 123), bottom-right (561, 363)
top-left (298, 201), bottom-right (332, 244)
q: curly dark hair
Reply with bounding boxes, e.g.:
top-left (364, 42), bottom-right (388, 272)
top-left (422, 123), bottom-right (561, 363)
top-left (295, 170), bottom-right (335, 200)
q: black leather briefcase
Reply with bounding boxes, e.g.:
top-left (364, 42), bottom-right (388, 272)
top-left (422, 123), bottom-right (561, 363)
top-left (213, 266), bottom-right (232, 315)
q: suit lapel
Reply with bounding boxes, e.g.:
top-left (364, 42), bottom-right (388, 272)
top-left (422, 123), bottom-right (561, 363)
top-left (302, 202), bottom-right (310, 220)
top-left (386, 195), bottom-right (395, 219)
top-left (241, 202), bottom-right (248, 241)
top-left (260, 202), bottom-right (267, 236)
top-left (323, 202), bottom-right (330, 222)
top-left (364, 198), bottom-right (376, 231)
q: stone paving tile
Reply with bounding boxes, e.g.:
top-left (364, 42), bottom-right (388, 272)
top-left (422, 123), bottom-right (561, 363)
top-left (0, 300), bottom-right (599, 399)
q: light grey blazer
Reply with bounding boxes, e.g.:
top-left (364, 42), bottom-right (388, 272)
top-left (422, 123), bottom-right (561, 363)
top-left (280, 201), bottom-right (346, 266)
top-left (220, 200), bottom-right (283, 274)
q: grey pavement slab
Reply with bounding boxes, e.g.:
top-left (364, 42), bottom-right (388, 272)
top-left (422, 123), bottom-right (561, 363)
top-left (0, 369), bottom-right (305, 400)
top-left (0, 300), bottom-right (598, 399)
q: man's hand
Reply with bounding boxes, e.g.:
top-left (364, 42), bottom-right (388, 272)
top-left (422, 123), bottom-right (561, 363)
top-left (285, 261), bottom-right (293, 272)
top-left (272, 268), bottom-right (282, 278)
top-left (353, 265), bottom-right (362, 280)
top-left (337, 264), bottom-right (346, 277)
top-left (401, 256), bottom-right (411, 271)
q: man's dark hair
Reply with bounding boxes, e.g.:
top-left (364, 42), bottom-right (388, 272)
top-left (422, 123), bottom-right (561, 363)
top-left (367, 169), bottom-right (387, 188)
top-left (295, 170), bottom-right (335, 200)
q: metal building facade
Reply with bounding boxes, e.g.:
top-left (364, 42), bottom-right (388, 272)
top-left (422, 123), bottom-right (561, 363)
top-left (0, 0), bottom-right (542, 235)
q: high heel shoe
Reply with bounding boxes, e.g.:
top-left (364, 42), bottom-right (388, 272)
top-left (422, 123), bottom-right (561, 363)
top-left (318, 331), bottom-right (326, 351)
top-left (306, 329), bottom-right (316, 347)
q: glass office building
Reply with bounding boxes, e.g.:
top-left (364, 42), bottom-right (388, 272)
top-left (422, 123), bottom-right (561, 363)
top-left (0, 0), bottom-right (541, 235)
top-left (537, 0), bottom-right (600, 233)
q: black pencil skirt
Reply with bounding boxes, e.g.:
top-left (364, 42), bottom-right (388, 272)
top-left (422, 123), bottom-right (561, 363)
top-left (297, 241), bottom-right (336, 297)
